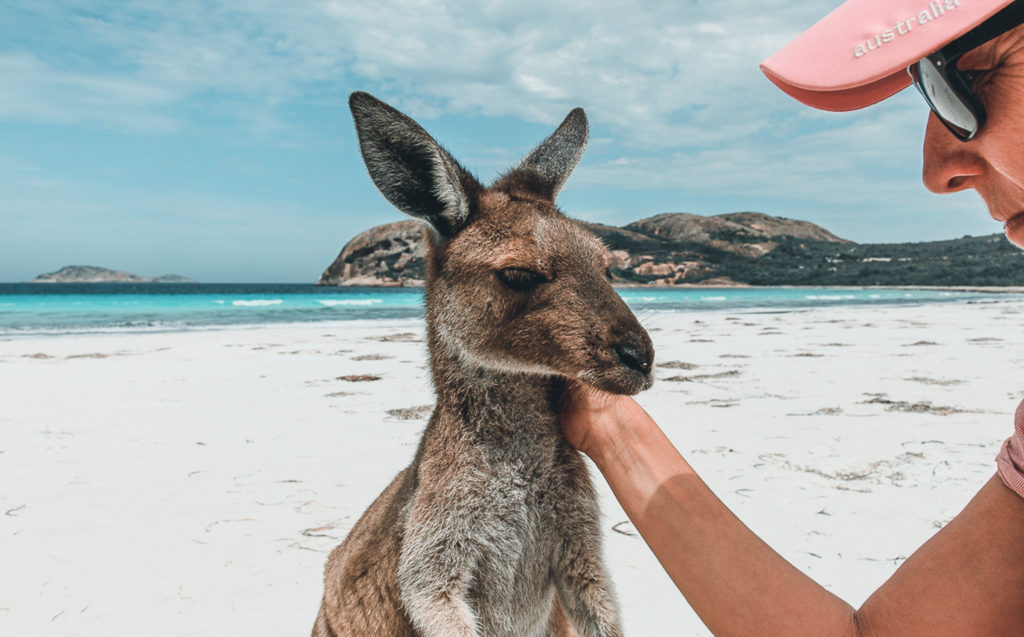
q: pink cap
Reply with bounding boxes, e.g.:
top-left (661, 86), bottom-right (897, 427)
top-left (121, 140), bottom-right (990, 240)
top-left (761, 0), bottom-right (1013, 111)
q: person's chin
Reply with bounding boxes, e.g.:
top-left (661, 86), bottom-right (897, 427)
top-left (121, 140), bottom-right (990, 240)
top-left (1004, 212), bottom-right (1024, 248)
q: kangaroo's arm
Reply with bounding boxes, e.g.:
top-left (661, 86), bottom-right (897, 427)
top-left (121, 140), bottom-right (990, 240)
top-left (554, 534), bottom-right (624, 637)
top-left (553, 459), bottom-right (625, 637)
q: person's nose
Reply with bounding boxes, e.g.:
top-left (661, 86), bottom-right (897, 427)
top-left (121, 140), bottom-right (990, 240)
top-left (921, 112), bottom-right (985, 194)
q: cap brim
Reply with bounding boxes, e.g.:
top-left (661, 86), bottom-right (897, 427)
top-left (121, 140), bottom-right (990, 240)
top-left (761, 0), bottom-right (1009, 111)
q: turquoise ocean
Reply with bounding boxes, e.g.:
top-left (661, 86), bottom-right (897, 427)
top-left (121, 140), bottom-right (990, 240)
top-left (4, 284), bottom-right (1019, 340)
top-left (1, 283), bottom-right (1020, 337)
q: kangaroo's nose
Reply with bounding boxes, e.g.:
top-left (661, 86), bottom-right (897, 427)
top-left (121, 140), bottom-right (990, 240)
top-left (614, 340), bottom-right (652, 375)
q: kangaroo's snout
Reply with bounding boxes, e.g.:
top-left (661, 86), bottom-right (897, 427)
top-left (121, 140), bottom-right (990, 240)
top-left (584, 313), bottom-right (653, 396)
top-left (614, 339), bottom-right (652, 375)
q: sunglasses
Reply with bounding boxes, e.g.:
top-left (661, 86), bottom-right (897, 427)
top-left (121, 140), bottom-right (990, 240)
top-left (908, 0), bottom-right (1024, 141)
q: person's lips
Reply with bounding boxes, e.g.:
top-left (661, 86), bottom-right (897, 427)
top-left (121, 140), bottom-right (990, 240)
top-left (1003, 211), bottom-right (1024, 248)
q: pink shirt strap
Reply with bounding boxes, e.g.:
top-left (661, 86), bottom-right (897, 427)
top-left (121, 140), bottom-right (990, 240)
top-left (995, 400), bottom-right (1024, 499)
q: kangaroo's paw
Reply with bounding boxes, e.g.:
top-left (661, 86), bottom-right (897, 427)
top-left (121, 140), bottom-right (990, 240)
top-left (555, 538), bottom-right (624, 637)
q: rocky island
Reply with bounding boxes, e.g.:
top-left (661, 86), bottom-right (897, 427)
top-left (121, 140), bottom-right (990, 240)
top-left (32, 266), bottom-right (195, 283)
top-left (318, 212), bottom-right (1024, 287)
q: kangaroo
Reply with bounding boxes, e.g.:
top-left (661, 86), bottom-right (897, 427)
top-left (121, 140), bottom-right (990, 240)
top-left (312, 92), bottom-right (654, 637)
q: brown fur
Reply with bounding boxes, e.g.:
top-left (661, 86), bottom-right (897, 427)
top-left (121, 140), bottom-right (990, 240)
top-left (313, 92), bottom-right (653, 637)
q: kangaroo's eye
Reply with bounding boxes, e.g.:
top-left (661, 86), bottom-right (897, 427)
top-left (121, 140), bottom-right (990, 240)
top-left (497, 268), bottom-right (546, 292)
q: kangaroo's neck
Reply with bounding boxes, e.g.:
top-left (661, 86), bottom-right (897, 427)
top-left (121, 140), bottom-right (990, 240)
top-left (426, 322), bottom-right (562, 440)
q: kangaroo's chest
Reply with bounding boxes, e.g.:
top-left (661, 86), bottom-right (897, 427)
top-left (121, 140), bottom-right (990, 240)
top-left (460, 447), bottom-right (591, 635)
top-left (406, 400), bottom-right (599, 635)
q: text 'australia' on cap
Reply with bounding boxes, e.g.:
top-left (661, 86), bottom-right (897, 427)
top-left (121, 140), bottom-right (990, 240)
top-left (761, 0), bottom-right (1013, 111)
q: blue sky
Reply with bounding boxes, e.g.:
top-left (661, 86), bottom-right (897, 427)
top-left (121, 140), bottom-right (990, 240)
top-left (1, 0), bottom-right (995, 283)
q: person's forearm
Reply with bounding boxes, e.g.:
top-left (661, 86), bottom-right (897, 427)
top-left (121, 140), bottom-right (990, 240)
top-left (583, 398), bottom-right (859, 637)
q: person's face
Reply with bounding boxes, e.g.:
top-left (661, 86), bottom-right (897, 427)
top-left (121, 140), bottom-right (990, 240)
top-left (922, 22), bottom-right (1024, 247)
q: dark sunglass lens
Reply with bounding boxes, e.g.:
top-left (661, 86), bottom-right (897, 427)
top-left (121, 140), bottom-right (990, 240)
top-left (914, 58), bottom-right (978, 139)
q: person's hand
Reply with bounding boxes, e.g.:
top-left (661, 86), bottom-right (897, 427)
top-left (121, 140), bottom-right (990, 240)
top-left (559, 381), bottom-right (633, 455)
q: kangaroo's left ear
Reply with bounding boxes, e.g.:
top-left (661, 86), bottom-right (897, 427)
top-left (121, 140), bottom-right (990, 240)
top-left (349, 92), bottom-right (480, 237)
top-left (513, 108), bottom-right (588, 200)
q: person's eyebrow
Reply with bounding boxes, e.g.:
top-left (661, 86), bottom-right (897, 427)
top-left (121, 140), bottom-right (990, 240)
top-left (956, 42), bottom-right (1001, 68)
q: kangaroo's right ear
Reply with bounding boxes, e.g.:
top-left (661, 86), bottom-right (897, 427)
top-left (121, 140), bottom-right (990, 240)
top-left (513, 107), bottom-right (588, 201)
top-left (349, 92), bottom-right (479, 237)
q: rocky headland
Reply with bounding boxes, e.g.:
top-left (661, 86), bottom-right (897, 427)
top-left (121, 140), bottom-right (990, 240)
top-left (32, 266), bottom-right (196, 283)
top-left (318, 221), bottom-right (427, 287)
top-left (318, 212), bottom-right (1024, 287)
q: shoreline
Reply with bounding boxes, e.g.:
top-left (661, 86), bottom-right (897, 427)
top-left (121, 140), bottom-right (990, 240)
top-left (4, 286), bottom-right (1023, 341)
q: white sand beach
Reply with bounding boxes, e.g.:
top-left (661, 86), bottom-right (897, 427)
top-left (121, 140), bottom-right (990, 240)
top-left (3, 298), bottom-right (1023, 636)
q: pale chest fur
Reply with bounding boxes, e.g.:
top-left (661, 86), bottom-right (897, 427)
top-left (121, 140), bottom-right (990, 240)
top-left (401, 377), bottom-right (599, 637)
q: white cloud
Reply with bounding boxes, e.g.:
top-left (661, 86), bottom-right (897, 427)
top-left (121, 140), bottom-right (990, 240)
top-left (0, 52), bottom-right (181, 131)
top-left (1, 0), bottom-right (988, 245)
top-left (1, 0), bottom-right (841, 139)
